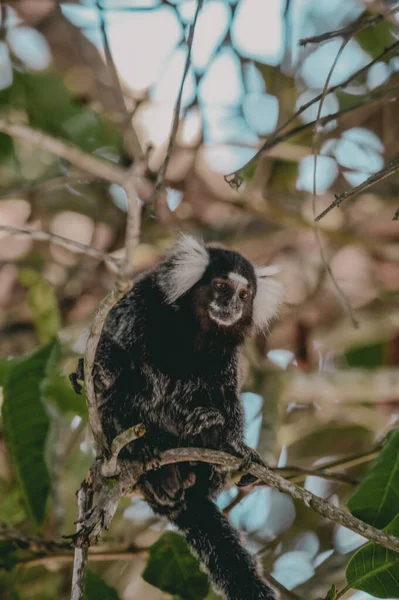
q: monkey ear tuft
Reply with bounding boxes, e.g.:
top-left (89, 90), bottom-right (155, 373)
top-left (158, 234), bottom-right (209, 303)
top-left (252, 265), bottom-right (284, 331)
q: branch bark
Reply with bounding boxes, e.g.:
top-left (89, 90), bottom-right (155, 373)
top-left (299, 4), bottom-right (399, 45)
top-left (315, 157), bottom-right (399, 221)
top-left (149, 0), bottom-right (203, 207)
top-left (0, 119), bottom-right (127, 185)
top-left (71, 481), bottom-right (93, 600)
top-left (0, 225), bottom-right (119, 268)
top-left (72, 446), bottom-right (399, 555)
top-left (224, 82), bottom-right (399, 188)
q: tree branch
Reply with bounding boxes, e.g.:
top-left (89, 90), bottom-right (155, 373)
top-left (95, 0), bottom-right (143, 160)
top-left (299, 4), bottom-right (399, 45)
top-left (71, 445), bottom-right (399, 555)
top-left (101, 423), bottom-right (146, 477)
top-left (149, 0), bottom-right (203, 207)
top-left (0, 119), bottom-right (127, 185)
top-left (315, 157), bottom-right (399, 221)
top-left (71, 481), bottom-right (93, 600)
top-left (0, 224), bottom-right (119, 268)
top-left (224, 82), bottom-right (399, 188)
top-left (83, 157), bottom-right (146, 455)
top-left (310, 35), bottom-right (358, 328)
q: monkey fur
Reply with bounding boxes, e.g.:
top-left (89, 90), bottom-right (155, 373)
top-left (80, 235), bottom-right (284, 600)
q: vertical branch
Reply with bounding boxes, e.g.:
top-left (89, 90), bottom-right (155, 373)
top-left (71, 481), bottom-right (94, 600)
top-left (149, 0), bottom-right (204, 206)
top-left (311, 37), bottom-right (358, 328)
top-left (83, 158), bottom-right (145, 456)
top-left (95, 0), bottom-right (143, 160)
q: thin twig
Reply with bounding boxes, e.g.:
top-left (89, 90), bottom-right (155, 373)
top-left (0, 120), bottom-right (127, 186)
top-left (149, 0), bottom-right (203, 207)
top-left (250, 39), bottom-right (399, 170)
top-left (275, 465), bottom-right (358, 485)
top-left (224, 82), bottom-right (399, 188)
top-left (95, 0), bottom-right (142, 160)
top-left (316, 157), bottom-right (399, 221)
top-left (102, 423), bottom-right (146, 476)
top-left (0, 225), bottom-right (119, 268)
top-left (311, 36), bottom-right (358, 328)
top-left (71, 481), bottom-right (93, 600)
top-left (299, 4), bottom-right (399, 45)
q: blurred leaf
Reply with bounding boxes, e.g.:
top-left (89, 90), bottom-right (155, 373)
top-left (345, 342), bottom-right (386, 369)
top-left (325, 584), bottom-right (337, 600)
top-left (2, 339), bottom-right (59, 525)
top-left (46, 372), bottom-right (87, 419)
top-left (19, 269), bottom-right (61, 343)
top-left (346, 513), bottom-right (399, 597)
top-left (204, 590), bottom-right (223, 600)
top-left (142, 532), bottom-right (210, 600)
top-left (18, 71), bottom-right (123, 156)
top-left (347, 429), bottom-right (399, 528)
top-left (0, 134), bottom-right (13, 160)
top-left (241, 163), bottom-right (257, 183)
top-left (268, 160), bottom-right (299, 192)
top-left (0, 482), bottom-right (26, 525)
top-left (84, 570), bottom-right (121, 600)
top-left (0, 541), bottom-right (19, 570)
top-left (357, 20), bottom-right (394, 59)
top-left (0, 360), bottom-right (13, 386)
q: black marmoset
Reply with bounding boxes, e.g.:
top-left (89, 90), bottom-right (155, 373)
top-left (92, 235), bottom-right (284, 600)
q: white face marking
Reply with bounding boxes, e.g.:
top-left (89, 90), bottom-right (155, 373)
top-left (228, 272), bottom-right (248, 286)
top-left (209, 311), bottom-right (242, 327)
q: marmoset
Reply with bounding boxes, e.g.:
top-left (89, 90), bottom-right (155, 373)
top-left (86, 235), bottom-right (284, 600)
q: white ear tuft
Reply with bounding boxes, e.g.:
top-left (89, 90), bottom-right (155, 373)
top-left (253, 265), bottom-right (284, 331)
top-left (159, 234), bottom-right (209, 303)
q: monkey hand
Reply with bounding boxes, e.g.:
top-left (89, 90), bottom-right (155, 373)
top-left (184, 407), bottom-right (225, 437)
top-left (224, 443), bottom-right (266, 487)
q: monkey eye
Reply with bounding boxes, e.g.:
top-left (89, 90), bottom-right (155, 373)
top-left (214, 280), bottom-right (228, 291)
top-left (239, 289), bottom-right (249, 300)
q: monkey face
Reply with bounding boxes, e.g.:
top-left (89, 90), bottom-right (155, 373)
top-left (207, 272), bottom-right (253, 328)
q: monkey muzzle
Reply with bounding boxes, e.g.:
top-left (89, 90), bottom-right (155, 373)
top-left (208, 297), bottom-right (242, 327)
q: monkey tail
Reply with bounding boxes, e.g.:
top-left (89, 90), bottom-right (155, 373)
top-left (172, 495), bottom-right (276, 600)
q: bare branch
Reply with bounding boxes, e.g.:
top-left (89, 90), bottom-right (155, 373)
top-left (102, 423), bottom-right (146, 477)
top-left (250, 39), bottom-right (399, 168)
top-left (275, 465), bottom-right (358, 486)
top-left (311, 36), bottom-right (358, 328)
top-left (149, 0), bottom-right (203, 206)
top-left (83, 157), bottom-right (146, 455)
top-left (73, 446), bottom-right (399, 555)
top-left (0, 225), bottom-right (119, 268)
top-left (316, 157), bottom-right (399, 221)
top-left (95, 0), bottom-right (143, 160)
top-left (0, 119), bottom-right (127, 186)
top-left (71, 481), bottom-right (94, 600)
top-left (299, 4), bottom-right (399, 45)
top-left (225, 82), bottom-right (399, 187)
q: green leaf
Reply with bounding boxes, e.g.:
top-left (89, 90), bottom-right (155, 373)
top-left (325, 584), bottom-right (337, 600)
top-left (356, 20), bottom-right (394, 59)
top-left (19, 269), bottom-right (61, 343)
top-left (84, 570), bottom-right (121, 600)
top-left (345, 342), bottom-right (386, 369)
top-left (2, 339), bottom-right (59, 525)
top-left (347, 429), bottom-right (399, 528)
top-left (346, 513), bottom-right (399, 598)
top-left (142, 532), bottom-right (210, 600)
top-left (0, 133), bottom-right (13, 160)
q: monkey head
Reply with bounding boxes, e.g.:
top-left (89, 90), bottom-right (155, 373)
top-left (157, 234), bottom-right (284, 335)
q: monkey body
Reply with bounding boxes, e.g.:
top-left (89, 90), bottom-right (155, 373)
top-left (91, 236), bottom-right (284, 600)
